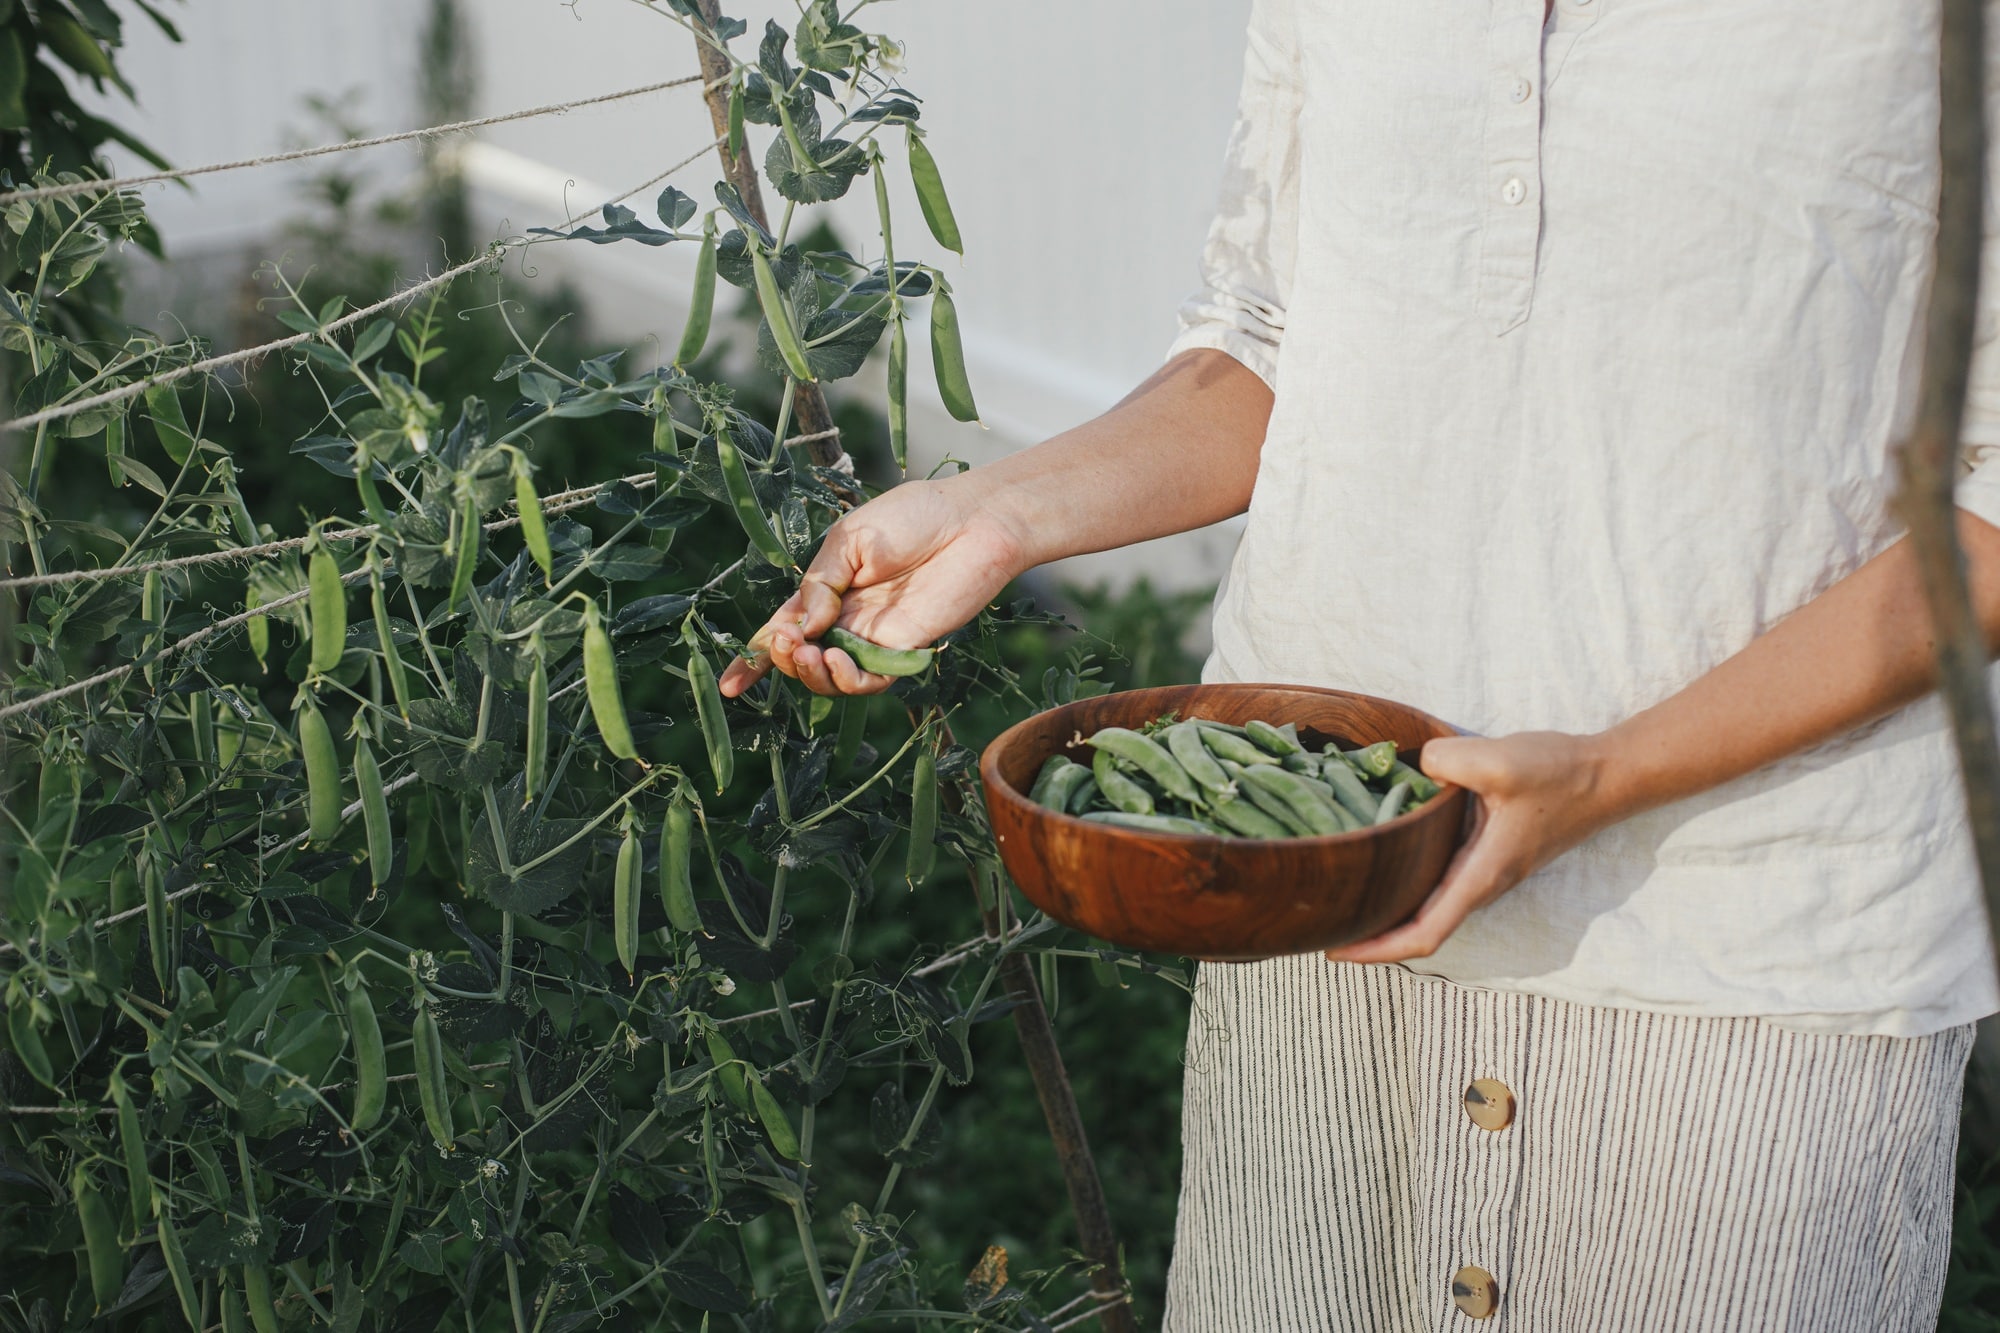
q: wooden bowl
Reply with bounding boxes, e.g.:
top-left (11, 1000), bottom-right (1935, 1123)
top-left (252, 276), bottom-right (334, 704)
top-left (979, 683), bottom-right (1469, 962)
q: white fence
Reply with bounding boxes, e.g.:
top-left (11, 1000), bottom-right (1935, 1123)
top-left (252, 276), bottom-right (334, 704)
top-left (86, 0), bottom-right (1253, 601)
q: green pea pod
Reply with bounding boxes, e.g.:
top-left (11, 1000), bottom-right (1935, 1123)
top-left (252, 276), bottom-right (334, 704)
top-left (1028, 756), bottom-right (1074, 805)
top-left (1036, 762), bottom-right (1092, 814)
top-left (243, 1265), bottom-right (280, 1333)
top-left (833, 696), bottom-right (869, 773)
top-left (751, 1076), bottom-right (801, 1160)
top-left (221, 1286), bottom-right (247, 1333)
top-left (73, 1167), bottom-right (122, 1310)
top-left (1199, 725), bottom-right (1280, 768)
top-left (111, 1077), bottom-right (152, 1225)
top-left (411, 1002), bottom-right (454, 1150)
top-left (1218, 759), bottom-right (1319, 835)
top-left (446, 490), bottom-right (480, 611)
top-left (355, 465), bottom-right (394, 529)
top-left (515, 469), bottom-right (553, 581)
top-left (687, 650), bottom-right (734, 793)
top-left (716, 428), bottom-right (791, 568)
top-left (347, 984), bottom-right (387, 1132)
top-left (583, 604), bottom-right (639, 762)
top-left (1347, 741), bottom-right (1399, 779)
top-left (191, 690), bottom-right (216, 770)
top-left (1163, 722), bottom-right (1233, 795)
top-left (1207, 793), bottom-right (1294, 839)
top-left (751, 245), bottom-right (815, 382)
top-left (143, 857), bottom-right (170, 1000)
top-left (929, 291), bottom-right (979, 423)
top-left (906, 749), bottom-right (938, 887)
top-left (355, 736), bottom-right (392, 888)
top-left (1091, 748), bottom-right (1156, 816)
top-left (1374, 781), bottom-right (1415, 825)
top-left (1317, 757), bottom-right (1382, 824)
top-left (1239, 764), bottom-right (1352, 836)
top-left (1388, 757), bottom-right (1441, 802)
top-left (1064, 774), bottom-right (1099, 816)
top-left (705, 1031), bottom-right (752, 1114)
top-left (615, 820), bottom-right (642, 975)
top-left (727, 81), bottom-right (746, 157)
top-left (246, 587), bottom-right (269, 669)
top-left (824, 625), bottom-right (932, 677)
top-left (1088, 727), bottom-right (1204, 805)
top-left (105, 413), bottom-right (126, 486)
top-left (1081, 810), bottom-right (1226, 837)
top-left (308, 545), bottom-right (346, 674)
top-left (1244, 719), bottom-right (1303, 757)
top-left (661, 796), bottom-right (702, 932)
top-left (524, 642), bottom-right (548, 804)
top-left (888, 317), bottom-right (909, 471)
top-left (906, 132), bottom-right (963, 254)
top-left (676, 228), bottom-right (717, 366)
top-left (158, 1210), bottom-right (199, 1328)
top-left (298, 699), bottom-right (343, 844)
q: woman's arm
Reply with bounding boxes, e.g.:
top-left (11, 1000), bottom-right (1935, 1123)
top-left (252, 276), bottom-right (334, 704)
top-left (719, 349), bottom-right (1271, 697)
top-left (1329, 510), bottom-right (2000, 964)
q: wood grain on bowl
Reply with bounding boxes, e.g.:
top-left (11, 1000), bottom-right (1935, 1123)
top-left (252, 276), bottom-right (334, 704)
top-left (979, 684), bottom-right (1469, 962)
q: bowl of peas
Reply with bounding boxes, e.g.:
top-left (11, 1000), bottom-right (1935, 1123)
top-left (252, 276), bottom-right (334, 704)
top-left (979, 683), bottom-right (1470, 961)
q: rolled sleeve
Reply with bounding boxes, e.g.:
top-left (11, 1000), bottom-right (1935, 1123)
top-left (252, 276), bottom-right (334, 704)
top-left (1165, 0), bottom-right (1301, 393)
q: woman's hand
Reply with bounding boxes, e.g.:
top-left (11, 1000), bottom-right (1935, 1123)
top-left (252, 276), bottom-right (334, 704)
top-left (1324, 731), bottom-right (1625, 964)
top-left (718, 476), bottom-right (1028, 698)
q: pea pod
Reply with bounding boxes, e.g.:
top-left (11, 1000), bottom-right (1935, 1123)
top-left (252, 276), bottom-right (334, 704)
top-left (1374, 781), bottom-right (1415, 825)
top-left (705, 1031), bottom-right (752, 1114)
top-left (1090, 748), bottom-right (1155, 816)
top-left (1028, 756), bottom-right (1074, 805)
top-left (907, 749), bottom-right (938, 887)
top-left (191, 690), bottom-right (216, 770)
top-left (143, 856), bottom-right (170, 998)
top-left (1088, 727), bottom-right (1203, 805)
top-left (1207, 793), bottom-right (1294, 839)
top-left (355, 735), bottom-right (392, 888)
top-left (1245, 719), bottom-right (1303, 757)
top-left (1064, 774), bottom-right (1099, 816)
top-left (298, 699), bottom-right (343, 844)
top-left (308, 544), bottom-right (346, 674)
top-left (1036, 762), bottom-right (1093, 814)
top-left (221, 1287), bottom-right (247, 1333)
top-left (661, 796), bottom-right (702, 933)
top-left (833, 696), bottom-right (869, 773)
top-left (687, 649), bottom-right (734, 793)
top-left (1217, 760), bottom-right (1320, 836)
top-left (1198, 725), bottom-right (1280, 767)
top-left (1388, 757), bottom-right (1441, 802)
top-left (614, 818), bottom-right (642, 975)
top-left (888, 318), bottom-right (909, 471)
top-left (246, 587), bottom-right (269, 669)
top-left (1163, 722), bottom-right (1232, 795)
top-left (751, 245), bottom-right (815, 382)
top-left (110, 1077), bottom-right (152, 1225)
top-left (824, 625), bottom-right (933, 677)
top-left (929, 291), bottom-right (979, 423)
top-left (1317, 756), bottom-right (1382, 824)
top-left (1238, 764), bottom-right (1351, 836)
top-left (411, 1002), bottom-right (454, 1150)
top-left (1347, 741), bottom-right (1398, 779)
top-left (907, 132), bottom-right (963, 254)
top-left (514, 467), bottom-right (553, 581)
top-left (347, 983), bottom-right (387, 1132)
top-left (583, 604), bottom-right (639, 762)
top-left (727, 80), bottom-right (746, 157)
top-left (105, 414), bottom-right (126, 486)
top-left (1081, 810), bottom-right (1226, 837)
top-left (158, 1209), bottom-right (199, 1328)
top-left (715, 428), bottom-right (791, 568)
top-left (73, 1166), bottom-right (122, 1310)
top-left (446, 489), bottom-right (480, 611)
top-left (751, 1076), bottom-right (801, 1160)
top-left (371, 575), bottom-right (412, 719)
top-left (675, 227), bottom-right (717, 366)
top-left (243, 1265), bottom-right (281, 1333)
top-left (524, 642), bottom-right (548, 804)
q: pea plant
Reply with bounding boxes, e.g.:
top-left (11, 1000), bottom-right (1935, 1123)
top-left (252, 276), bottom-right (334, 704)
top-left (0, 4), bottom-right (1134, 1330)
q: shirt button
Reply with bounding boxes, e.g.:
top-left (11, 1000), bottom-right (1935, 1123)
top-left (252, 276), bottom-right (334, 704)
top-left (1509, 77), bottom-right (1532, 102)
top-left (1452, 1266), bottom-right (1500, 1320)
top-left (1463, 1078), bottom-right (1516, 1131)
top-left (1500, 177), bottom-right (1527, 205)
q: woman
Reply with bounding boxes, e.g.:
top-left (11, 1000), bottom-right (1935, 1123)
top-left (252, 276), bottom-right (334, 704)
top-left (722, 1), bottom-right (2000, 1326)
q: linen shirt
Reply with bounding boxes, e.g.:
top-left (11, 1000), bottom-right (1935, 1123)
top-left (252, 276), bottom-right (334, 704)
top-left (1170, 0), bottom-right (2000, 1036)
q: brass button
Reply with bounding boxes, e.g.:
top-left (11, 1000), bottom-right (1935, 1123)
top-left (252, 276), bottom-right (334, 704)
top-left (1463, 1078), bottom-right (1516, 1132)
top-left (1452, 1265), bottom-right (1500, 1319)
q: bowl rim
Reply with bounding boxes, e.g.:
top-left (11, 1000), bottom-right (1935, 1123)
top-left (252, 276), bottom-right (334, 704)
top-left (978, 681), bottom-right (1466, 848)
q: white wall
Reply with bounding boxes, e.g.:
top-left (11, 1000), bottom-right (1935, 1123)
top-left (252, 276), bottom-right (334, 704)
top-left (88, 0), bottom-right (1253, 603)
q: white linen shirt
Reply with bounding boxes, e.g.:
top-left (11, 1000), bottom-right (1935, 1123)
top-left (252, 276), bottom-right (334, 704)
top-left (1171, 0), bottom-right (2000, 1036)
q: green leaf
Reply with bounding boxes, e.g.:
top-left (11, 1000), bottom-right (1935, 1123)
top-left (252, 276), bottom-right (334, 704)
top-left (663, 1259), bottom-right (749, 1314)
top-left (470, 809), bottom-right (592, 916)
top-left (587, 544), bottom-right (673, 582)
top-left (764, 133), bottom-right (865, 204)
top-left (350, 318), bottom-right (394, 362)
top-left (145, 385), bottom-right (195, 464)
top-left (0, 31), bottom-right (27, 130)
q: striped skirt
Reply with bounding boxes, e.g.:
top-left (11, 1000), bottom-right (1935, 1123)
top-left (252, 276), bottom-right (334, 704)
top-left (1161, 958), bottom-right (1973, 1332)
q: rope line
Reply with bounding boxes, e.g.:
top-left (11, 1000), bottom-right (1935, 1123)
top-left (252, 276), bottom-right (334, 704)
top-left (0, 426), bottom-right (844, 592)
top-left (0, 75), bottom-right (705, 207)
top-left (2, 136), bottom-right (724, 438)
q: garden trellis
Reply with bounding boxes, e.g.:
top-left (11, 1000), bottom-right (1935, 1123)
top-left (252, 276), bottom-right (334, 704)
top-left (0, 3), bottom-right (1146, 1331)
